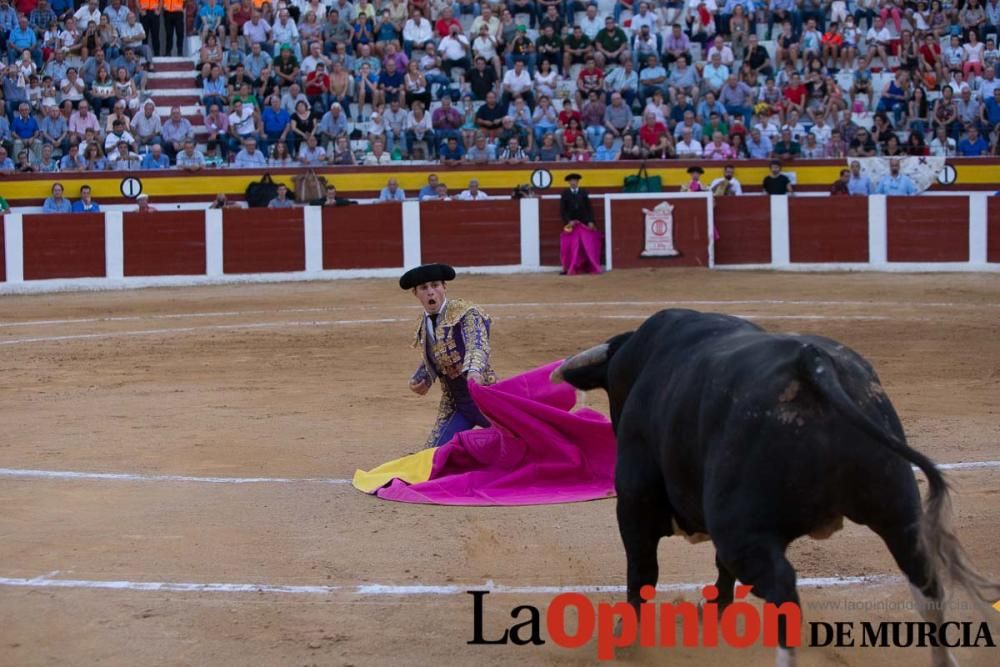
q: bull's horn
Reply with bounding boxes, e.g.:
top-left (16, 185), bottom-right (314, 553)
top-left (550, 343), bottom-right (610, 383)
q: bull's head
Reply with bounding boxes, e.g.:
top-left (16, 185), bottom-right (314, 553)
top-left (550, 332), bottom-right (634, 391)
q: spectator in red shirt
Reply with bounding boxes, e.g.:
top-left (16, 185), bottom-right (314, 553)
top-left (434, 7), bottom-right (460, 38)
top-left (576, 57), bottom-right (604, 106)
top-left (782, 73), bottom-right (808, 118)
top-left (561, 117), bottom-right (583, 158)
top-left (15, 0), bottom-right (38, 15)
top-left (919, 33), bottom-right (945, 85)
top-left (638, 111), bottom-right (673, 158)
top-left (304, 63), bottom-right (331, 113)
top-left (821, 22), bottom-right (844, 69)
top-left (557, 98), bottom-right (581, 131)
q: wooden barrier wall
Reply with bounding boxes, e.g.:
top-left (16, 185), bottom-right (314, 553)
top-left (222, 208), bottom-right (306, 274)
top-left (22, 214), bottom-right (106, 280)
top-left (887, 197), bottom-right (970, 263)
top-left (713, 197), bottom-right (771, 265)
top-left (123, 211), bottom-right (207, 277)
top-left (323, 204), bottom-right (403, 270)
top-left (988, 198), bottom-right (1000, 264)
top-left (1, 195), bottom-right (997, 293)
top-left (788, 197), bottom-right (869, 263)
top-left (420, 200), bottom-right (522, 267)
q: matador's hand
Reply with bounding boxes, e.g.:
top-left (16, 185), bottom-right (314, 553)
top-left (466, 371), bottom-right (482, 385)
top-left (409, 378), bottom-right (431, 395)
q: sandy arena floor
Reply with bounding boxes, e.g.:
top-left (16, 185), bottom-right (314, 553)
top-left (0, 269), bottom-right (998, 667)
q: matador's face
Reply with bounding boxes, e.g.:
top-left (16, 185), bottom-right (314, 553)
top-left (413, 281), bottom-right (447, 315)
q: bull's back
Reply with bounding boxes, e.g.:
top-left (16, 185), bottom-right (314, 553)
top-left (616, 317), bottom-right (908, 535)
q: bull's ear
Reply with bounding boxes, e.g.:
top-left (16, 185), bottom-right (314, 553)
top-left (605, 331), bottom-right (634, 356)
top-left (551, 331), bottom-right (634, 391)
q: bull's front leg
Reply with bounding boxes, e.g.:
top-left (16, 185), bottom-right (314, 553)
top-left (616, 488), bottom-right (672, 611)
top-left (713, 551), bottom-right (737, 611)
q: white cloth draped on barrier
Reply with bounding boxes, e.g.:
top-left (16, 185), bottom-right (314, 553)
top-left (849, 156), bottom-right (946, 194)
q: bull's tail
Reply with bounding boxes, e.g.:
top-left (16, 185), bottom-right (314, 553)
top-left (798, 344), bottom-right (1000, 615)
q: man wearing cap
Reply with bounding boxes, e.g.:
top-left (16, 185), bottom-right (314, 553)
top-left (401, 263), bottom-right (496, 448)
top-left (681, 165), bottom-right (705, 191)
top-left (560, 172), bottom-right (594, 227)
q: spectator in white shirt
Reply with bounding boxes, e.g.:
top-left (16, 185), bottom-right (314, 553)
top-left (457, 178), bottom-right (489, 200)
top-left (438, 24), bottom-right (470, 71)
top-left (228, 99), bottom-right (260, 153)
top-left (74, 0), bottom-right (101, 30)
top-left (403, 9), bottom-right (433, 55)
top-left (300, 41), bottom-right (330, 75)
top-left (675, 126), bottom-right (702, 157)
top-left (500, 60), bottom-right (534, 109)
top-left (578, 4), bottom-right (603, 41)
top-left (366, 138), bottom-right (394, 165)
top-left (864, 17), bottom-right (892, 70)
top-left (929, 125), bottom-right (957, 156)
top-left (243, 11), bottom-right (272, 51)
top-left (271, 9), bottom-right (300, 57)
top-left (629, 2), bottom-right (658, 35)
top-left (709, 164), bottom-right (743, 194)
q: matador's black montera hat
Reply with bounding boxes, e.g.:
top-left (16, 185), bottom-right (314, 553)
top-left (399, 263), bottom-right (457, 290)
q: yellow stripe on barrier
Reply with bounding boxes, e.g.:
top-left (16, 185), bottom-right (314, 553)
top-left (0, 162), bottom-right (974, 201)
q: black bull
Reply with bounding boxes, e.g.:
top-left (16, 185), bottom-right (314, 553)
top-left (552, 309), bottom-right (999, 662)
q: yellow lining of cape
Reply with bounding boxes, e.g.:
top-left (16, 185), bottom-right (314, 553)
top-left (352, 447), bottom-right (437, 493)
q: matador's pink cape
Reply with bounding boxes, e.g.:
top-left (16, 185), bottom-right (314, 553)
top-left (560, 223), bottom-right (604, 275)
top-left (352, 361), bottom-right (617, 505)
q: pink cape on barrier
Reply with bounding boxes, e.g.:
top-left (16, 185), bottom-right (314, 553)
top-left (359, 361), bottom-right (617, 506)
top-left (560, 223), bottom-right (604, 275)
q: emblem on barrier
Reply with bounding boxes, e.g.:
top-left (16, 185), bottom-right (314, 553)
top-left (641, 202), bottom-right (680, 257)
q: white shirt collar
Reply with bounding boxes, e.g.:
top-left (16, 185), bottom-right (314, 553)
top-left (425, 298), bottom-right (448, 322)
top-left (424, 298), bottom-right (447, 339)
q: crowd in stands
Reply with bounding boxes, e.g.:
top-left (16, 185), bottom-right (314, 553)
top-left (5, 0), bottom-right (1000, 172)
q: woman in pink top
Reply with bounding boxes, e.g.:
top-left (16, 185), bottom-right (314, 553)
top-left (703, 131), bottom-right (735, 160)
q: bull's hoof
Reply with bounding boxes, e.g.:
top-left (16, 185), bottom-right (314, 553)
top-left (776, 647), bottom-right (797, 667)
top-left (931, 650), bottom-right (960, 667)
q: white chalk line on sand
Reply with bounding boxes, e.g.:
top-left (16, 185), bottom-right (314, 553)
top-left (1, 461), bottom-right (997, 487)
top-left (0, 317), bottom-right (410, 346)
top-left (0, 573), bottom-right (901, 597)
top-left (0, 312), bottom-right (930, 347)
top-left (0, 298), bottom-right (996, 330)
top-left (0, 468), bottom-right (351, 484)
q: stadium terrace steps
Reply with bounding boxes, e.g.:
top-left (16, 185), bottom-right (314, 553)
top-left (142, 57), bottom-right (207, 139)
top-left (148, 70), bottom-right (197, 81)
top-left (152, 95), bottom-right (201, 107)
top-left (148, 78), bottom-right (193, 90)
top-left (154, 57), bottom-right (196, 73)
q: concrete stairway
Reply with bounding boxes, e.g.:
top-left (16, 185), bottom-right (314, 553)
top-left (146, 56), bottom-right (206, 146)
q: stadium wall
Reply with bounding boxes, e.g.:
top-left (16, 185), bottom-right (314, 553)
top-left (1, 193), bottom-right (998, 294)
